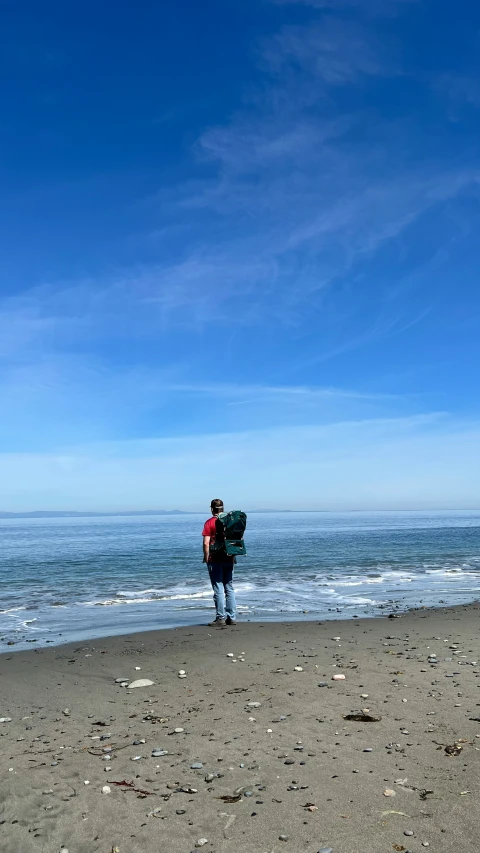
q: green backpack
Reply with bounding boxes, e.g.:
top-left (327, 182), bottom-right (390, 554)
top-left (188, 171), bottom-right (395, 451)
top-left (211, 510), bottom-right (247, 557)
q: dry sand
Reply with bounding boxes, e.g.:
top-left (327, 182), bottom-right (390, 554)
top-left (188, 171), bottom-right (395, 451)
top-left (1, 605), bottom-right (480, 853)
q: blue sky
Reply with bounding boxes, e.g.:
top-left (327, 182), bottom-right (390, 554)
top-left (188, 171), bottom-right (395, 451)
top-left (1, 0), bottom-right (479, 510)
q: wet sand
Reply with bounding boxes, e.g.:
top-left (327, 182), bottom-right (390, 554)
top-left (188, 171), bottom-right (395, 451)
top-left (1, 605), bottom-right (479, 853)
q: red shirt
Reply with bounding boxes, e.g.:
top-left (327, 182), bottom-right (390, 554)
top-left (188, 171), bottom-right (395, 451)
top-left (202, 516), bottom-right (234, 564)
top-left (202, 516), bottom-right (218, 543)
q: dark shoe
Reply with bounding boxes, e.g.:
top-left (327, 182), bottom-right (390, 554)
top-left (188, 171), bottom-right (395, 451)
top-left (225, 617), bottom-right (237, 625)
top-left (208, 618), bottom-right (226, 627)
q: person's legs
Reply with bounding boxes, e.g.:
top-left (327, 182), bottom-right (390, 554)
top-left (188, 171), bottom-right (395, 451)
top-left (222, 563), bottom-right (236, 622)
top-left (208, 563), bottom-right (226, 621)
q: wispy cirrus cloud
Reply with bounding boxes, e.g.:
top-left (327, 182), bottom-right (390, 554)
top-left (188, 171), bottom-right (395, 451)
top-left (262, 18), bottom-right (389, 83)
top-left (2, 1), bottom-right (473, 350)
top-left (270, 0), bottom-right (418, 13)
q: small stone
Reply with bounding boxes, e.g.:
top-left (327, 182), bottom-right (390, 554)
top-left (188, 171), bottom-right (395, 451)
top-left (135, 666), bottom-right (141, 670)
top-left (195, 839), bottom-right (208, 847)
top-left (318, 848), bottom-right (333, 853)
top-left (174, 727), bottom-right (184, 733)
top-left (127, 679), bottom-right (154, 689)
top-left (191, 763), bottom-right (203, 769)
top-left (318, 682), bottom-right (328, 688)
top-left (102, 785), bottom-right (111, 794)
top-left (404, 830), bottom-right (414, 837)
top-left (284, 759), bottom-right (295, 765)
top-left (227, 653), bottom-right (234, 657)
top-left (84, 780), bottom-right (90, 785)
top-left (384, 789), bottom-right (396, 797)
top-left (115, 677), bottom-right (129, 683)
top-left (279, 835), bottom-right (289, 842)
top-left (294, 666), bottom-right (303, 672)
top-left (422, 843), bottom-right (429, 848)
top-left (332, 674), bottom-right (345, 681)
top-left (62, 709), bottom-right (70, 716)
top-left (152, 749), bottom-right (168, 757)
top-left (0, 718), bottom-right (12, 723)
top-left (363, 748), bottom-right (373, 753)
top-left (361, 694), bottom-right (369, 699)
top-left (60, 849), bottom-right (69, 853)
top-left (131, 756), bottom-right (142, 761)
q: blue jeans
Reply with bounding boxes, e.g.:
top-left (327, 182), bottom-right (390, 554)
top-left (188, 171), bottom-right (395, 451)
top-left (208, 561), bottom-right (236, 620)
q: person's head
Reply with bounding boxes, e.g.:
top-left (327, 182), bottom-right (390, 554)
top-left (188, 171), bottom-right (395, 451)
top-left (210, 498), bottom-right (224, 516)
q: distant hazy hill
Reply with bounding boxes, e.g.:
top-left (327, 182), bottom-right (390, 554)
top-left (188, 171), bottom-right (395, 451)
top-left (0, 508), bottom-right (293, 519)
top-left (0, 510), bottom-right (190, 519)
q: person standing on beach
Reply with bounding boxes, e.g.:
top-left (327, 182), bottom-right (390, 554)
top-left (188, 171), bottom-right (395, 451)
top-left (202, 498), bottom-right (236, 627)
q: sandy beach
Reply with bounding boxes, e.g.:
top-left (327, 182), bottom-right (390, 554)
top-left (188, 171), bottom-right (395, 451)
top-left (1, 605), bottom-right (480, 853)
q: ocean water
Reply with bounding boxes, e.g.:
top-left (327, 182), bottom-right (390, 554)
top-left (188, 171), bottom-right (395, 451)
top-left (1, 510), bottom-right (479, 651)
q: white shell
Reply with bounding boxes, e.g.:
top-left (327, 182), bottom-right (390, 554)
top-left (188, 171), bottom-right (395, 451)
top-left (127, 679), bottom-right (154, 689)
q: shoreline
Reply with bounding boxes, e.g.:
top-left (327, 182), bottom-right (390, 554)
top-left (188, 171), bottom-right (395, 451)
top-left (1, 603), bottom-right (480, 852)
top-left (1, 594), bottom-right (479, 655)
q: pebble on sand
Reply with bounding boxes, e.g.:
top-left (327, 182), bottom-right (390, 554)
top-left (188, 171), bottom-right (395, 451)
top-left (0, 717), bottom-right (12, 723)
top-left (294, 666), bottom-right (303, 672)
top-left (195, 838), bottom-right (208, 847)
top-left (127, 679), bottom-right (154, 689)
top-left (332, 674), bottom-right (346, 681)
top-left (102, 785), bottom-right (111, 794)
top-left (174, 727), bottom-right (185, 733)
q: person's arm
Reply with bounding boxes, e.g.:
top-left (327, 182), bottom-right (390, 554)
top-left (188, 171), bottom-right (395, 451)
top-left (203, 535), bottom-right (210, 563)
